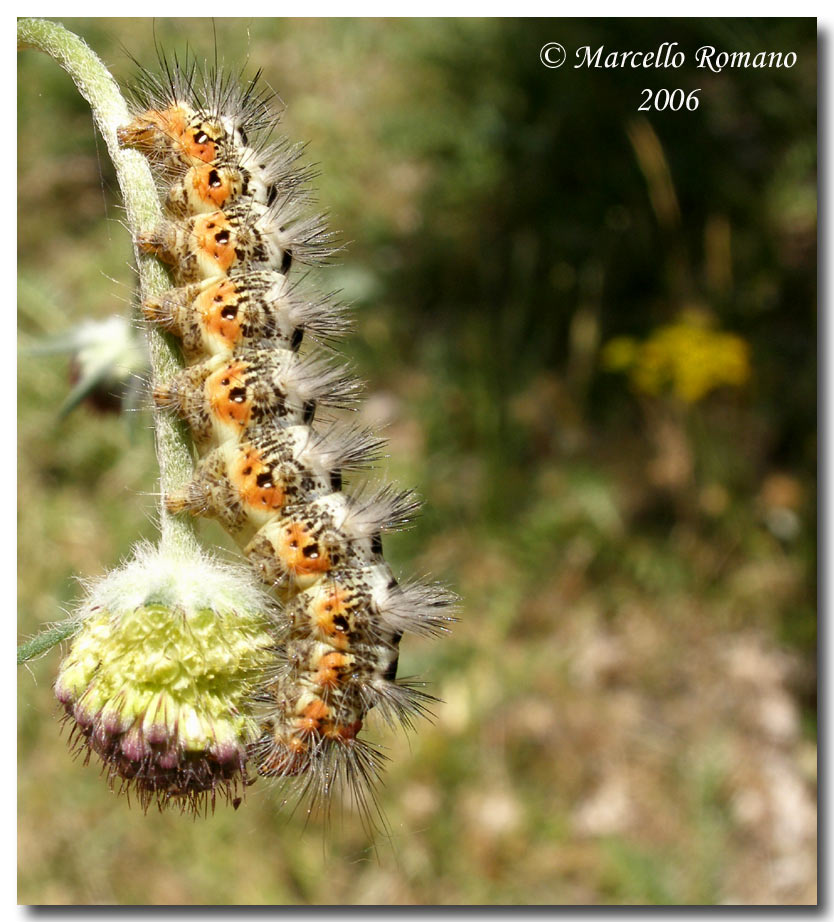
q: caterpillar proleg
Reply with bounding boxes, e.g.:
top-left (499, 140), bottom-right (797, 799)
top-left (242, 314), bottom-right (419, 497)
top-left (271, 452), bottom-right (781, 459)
top-left (68, 46), bottom-right (457, 825)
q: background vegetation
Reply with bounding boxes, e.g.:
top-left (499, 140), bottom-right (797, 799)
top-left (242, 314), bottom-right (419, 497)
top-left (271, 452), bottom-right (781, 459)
top-left (18, 18), bottom-right (816, 905)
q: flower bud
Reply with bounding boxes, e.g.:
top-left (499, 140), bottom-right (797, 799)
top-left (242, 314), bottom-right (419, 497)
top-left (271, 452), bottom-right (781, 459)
top-left (54, 542), bottom-right (278, 812)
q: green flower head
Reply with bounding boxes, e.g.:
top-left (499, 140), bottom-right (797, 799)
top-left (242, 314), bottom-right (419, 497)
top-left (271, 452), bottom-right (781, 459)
top-left (55, 543), bottom-right (278, 813)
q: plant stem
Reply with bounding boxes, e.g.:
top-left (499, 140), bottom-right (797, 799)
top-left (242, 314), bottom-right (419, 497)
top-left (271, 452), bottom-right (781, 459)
top-left (17, 18), bottom-right (198, 556)
top-left (17, 622), bottom-right (81, 666)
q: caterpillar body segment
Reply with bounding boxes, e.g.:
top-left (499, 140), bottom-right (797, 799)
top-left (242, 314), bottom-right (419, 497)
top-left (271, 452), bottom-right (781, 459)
top-left (153, 348), bottom-right (361, 449)
top-left (253, 569), bottom-right (438, 809)
top-left (123, 56), bottom-right (454, 825)
top-left (252, 689), bottom-right (388, 833)
top-left (118, 101), bottom-right (230, 169)
top-left (164, 139), bottom-right (315, 218)
top-left (164, 423), bottom-right (384, 542)
top-left (142, 273), bottom-right (351, 364)
top-left (163, 430), bottom-right (331, 539)
top-left (138, 209), bottom-right (238, 281)
top-left (138, 199), bottom-right (334, 284)
top-left (285, 565), bottom-right (396, 651)
top-left (243, 493), bottom-right (381, 591)
top-left (252, 644), bottom-right (396, 822)
top-left (163, 161), bottom-right (252, 218)
top-left (286, 564), bottom-right (455, 648)
top-left (243, 488), bottom-right (421, 591)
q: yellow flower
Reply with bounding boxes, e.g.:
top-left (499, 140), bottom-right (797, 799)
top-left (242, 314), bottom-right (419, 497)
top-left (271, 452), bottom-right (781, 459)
top-left (602, 316), bottom-right (751, 404)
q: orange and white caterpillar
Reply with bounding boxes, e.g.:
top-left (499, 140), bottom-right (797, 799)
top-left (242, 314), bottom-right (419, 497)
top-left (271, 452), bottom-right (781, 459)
top-left (121, 54), bottom-right (455, 823)
top-left (143, 272), bottom-right (351, 362)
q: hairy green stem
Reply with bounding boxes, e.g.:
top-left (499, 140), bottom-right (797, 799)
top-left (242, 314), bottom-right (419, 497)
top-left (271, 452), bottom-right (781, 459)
top-left (17, 18), bottom-right (197, 555)
top-left (17, 19), bottom-right (202, 665)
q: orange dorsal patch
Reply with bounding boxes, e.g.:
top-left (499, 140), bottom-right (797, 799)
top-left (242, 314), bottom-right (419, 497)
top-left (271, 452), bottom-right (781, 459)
top-left (313, 651), bottom-right (349, 689)
top-left (280, 522), bottom-right (332, 577)
top-left (180, 124), bottom-right (218, 164)
top-left (294, 697), bottom-right (330, 734)
top-left (197, 279), bottom-right (244, 349)
top-left (193, 212), bottom-right (237, 275)
top-left (230, 447), bottom-right (287, 513)
top-left (190, 164), bottom-right (236, 210)
top-left (206, 360), bottom-right (253, 433)
top-left (323, 720), bottom-right (362, 742)
top-left (311, 587), bottom-right (351, 648)
top-left (119, 105), bottom-right (187, 152)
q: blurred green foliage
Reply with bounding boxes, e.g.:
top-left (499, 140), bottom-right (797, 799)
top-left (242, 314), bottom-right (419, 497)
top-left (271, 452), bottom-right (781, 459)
top-left (19, 18), bottom-right (816, 905)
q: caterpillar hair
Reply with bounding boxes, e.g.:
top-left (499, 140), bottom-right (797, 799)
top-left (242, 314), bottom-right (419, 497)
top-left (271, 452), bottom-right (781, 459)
top-left (340, 483), bottom-right (422, 537)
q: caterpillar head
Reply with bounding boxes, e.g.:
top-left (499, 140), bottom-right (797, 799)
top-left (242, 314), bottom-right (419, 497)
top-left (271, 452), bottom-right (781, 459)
top-left (119, 103), bottom-right (239, 169)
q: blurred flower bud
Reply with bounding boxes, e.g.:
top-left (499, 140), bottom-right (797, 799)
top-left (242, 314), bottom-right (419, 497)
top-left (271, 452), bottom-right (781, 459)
top-left (24, 315), bottom-right (148, 417)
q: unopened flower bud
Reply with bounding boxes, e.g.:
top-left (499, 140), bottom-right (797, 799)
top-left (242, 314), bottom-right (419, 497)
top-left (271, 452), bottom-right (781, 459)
top-left (54, 542), bottom-right (278, 812)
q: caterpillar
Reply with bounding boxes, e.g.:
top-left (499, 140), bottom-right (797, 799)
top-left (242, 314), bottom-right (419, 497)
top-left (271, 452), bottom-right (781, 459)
top-left (114, 52), bottom-right (455, 823)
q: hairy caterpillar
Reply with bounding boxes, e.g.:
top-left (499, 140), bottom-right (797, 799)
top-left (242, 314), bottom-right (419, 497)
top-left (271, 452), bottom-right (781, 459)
top-left (97, 51), bottom-right (456, 823)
